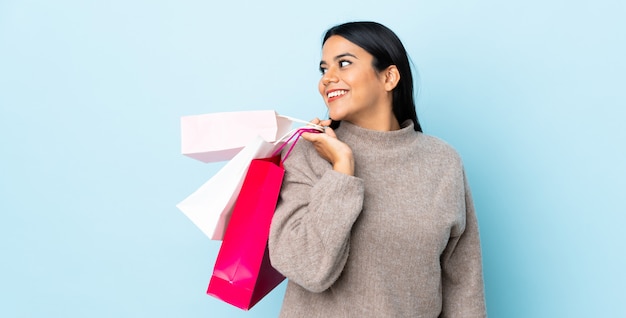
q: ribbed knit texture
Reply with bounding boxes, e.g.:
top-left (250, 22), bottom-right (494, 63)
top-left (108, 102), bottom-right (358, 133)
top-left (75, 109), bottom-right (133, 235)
top-left (269, 121), bottom-right (486, 318)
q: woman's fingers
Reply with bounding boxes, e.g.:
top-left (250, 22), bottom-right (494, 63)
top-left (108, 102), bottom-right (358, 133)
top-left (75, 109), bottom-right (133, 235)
top-left (308, 118), bottom-right (332, 131)
top-left (323, 126), bottom-right (337, 138)
top-left (319, 119), bottom-right (333, 127)
top-left (300, 131), bottom-right (323, 143)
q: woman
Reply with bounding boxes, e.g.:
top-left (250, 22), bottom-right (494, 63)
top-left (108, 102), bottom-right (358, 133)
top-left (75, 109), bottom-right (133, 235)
top-left (269, 21), bottom-right (486, 317)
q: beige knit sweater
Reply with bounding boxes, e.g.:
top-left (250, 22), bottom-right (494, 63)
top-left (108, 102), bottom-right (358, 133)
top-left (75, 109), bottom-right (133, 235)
top-left (269, 121), bottom-right (486, 317)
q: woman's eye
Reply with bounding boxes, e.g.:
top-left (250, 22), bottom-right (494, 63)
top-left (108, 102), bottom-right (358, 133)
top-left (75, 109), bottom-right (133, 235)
top-left (319, 67), bottom-right (327, 75)
top-left (339, 60), bottom-right (351, 67)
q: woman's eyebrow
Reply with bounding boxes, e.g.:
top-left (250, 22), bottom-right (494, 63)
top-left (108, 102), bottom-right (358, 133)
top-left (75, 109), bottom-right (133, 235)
top-left (334, 53), bottom-right (357, 60)
top-left (319, 53), bottom-right (358, 67)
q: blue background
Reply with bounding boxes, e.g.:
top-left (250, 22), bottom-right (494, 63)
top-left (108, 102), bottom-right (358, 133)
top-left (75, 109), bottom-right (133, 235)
top-left (1, 0), bottom-right (624, 317)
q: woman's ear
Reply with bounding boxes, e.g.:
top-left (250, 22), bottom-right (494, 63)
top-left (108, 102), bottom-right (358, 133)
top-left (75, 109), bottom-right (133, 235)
top-left (383, 65), bottom-right (400, 91)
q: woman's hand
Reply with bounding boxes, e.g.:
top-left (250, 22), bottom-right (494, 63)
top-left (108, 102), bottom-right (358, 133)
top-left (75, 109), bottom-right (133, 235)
top-left (301, 119), bottom-right (355, 176)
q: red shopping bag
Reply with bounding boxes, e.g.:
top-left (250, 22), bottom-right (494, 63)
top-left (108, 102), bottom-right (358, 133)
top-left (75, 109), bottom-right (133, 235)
top-left (206, 128), bottom-right (319, 310)
top-left (206, 155), bottom-right (286, 310)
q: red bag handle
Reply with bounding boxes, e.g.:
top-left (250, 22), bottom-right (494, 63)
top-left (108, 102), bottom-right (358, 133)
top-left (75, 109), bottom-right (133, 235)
top-left (271, 128), bottom-right (322, 165)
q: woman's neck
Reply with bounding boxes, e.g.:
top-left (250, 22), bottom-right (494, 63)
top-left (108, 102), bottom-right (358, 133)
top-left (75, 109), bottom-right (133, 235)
top-left (346, 114), bottom-right (401, 131)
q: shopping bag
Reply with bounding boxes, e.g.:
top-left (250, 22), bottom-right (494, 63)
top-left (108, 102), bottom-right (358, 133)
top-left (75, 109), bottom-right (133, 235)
top-left (206, 156), bottom-right (285, 310)
top-left (181, 110), bottom-right (294, 163)
top-left (176, 135), bottom-right (281, 240)
top-left (177, 125), bottom-right (322, 240)
top-left (206, 128), bottom-right (319, 310)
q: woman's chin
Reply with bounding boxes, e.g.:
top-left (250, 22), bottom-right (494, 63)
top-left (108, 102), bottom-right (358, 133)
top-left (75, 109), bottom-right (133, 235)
top-left (328, 110), bottom-right (346, 122)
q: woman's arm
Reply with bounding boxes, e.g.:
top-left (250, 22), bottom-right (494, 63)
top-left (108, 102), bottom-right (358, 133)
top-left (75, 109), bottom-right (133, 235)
top-left (439, 171), bottom-right (487, 317)
top-left (268, 138), bottom-right (364, 293)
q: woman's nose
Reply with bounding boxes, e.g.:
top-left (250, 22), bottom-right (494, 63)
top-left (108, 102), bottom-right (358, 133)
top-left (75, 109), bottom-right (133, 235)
top-left (322, 68), bottom-right (338, 86)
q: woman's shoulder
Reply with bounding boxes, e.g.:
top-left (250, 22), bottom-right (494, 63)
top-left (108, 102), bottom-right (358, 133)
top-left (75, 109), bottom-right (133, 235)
top-left (416, 133), bottom-right (463, 165)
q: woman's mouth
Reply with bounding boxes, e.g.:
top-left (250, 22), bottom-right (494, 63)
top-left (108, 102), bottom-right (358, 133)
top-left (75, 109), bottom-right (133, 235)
top-left (327, 89), bottom-right (348, 102)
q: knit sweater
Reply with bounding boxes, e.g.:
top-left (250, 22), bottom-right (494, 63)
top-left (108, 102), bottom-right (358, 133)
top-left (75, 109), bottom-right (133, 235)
top-left (268, 120), bottom-right (486, 318)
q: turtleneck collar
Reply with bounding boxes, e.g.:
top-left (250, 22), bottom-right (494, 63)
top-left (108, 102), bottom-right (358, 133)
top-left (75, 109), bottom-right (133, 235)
top-left (334, 120), bottom-right (420, 152)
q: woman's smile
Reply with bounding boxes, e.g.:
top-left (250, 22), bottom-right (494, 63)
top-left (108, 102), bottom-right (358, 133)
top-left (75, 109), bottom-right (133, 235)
top-left (326, 89), bottom-right (349, 102)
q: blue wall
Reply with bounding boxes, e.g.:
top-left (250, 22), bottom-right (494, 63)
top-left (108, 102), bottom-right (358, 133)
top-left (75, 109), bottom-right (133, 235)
top-left (1, 0), bottom-right (624, 317)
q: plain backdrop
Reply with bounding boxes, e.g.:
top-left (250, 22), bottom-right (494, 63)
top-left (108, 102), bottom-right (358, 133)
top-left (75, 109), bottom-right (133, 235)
top-left (1, 0), bottom-right (624, 317)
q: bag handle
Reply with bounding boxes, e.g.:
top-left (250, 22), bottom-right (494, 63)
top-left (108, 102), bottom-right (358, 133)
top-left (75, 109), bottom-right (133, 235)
top-left (272, 127), bottom-right (321, 165)
top-left (277, 115), bottom-right (325, 132)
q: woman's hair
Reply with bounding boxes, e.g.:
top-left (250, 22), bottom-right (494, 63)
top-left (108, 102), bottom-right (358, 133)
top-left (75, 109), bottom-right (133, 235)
top-left (323, 21), bottom-right (422, 132)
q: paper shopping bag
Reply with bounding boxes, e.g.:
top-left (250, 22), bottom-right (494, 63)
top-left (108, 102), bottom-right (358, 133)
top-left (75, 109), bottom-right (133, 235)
top-left (206, 155), bottom-right (286, 310)
top-left (181, 110), bottom-right (293, 163)
top-left (177, 125), bottom-right (322, 240)
top-left (176, 135), bottom-right (281, 240)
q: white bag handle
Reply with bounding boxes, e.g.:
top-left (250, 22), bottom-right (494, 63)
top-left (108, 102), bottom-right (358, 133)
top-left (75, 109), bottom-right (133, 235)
top-left (274, 124), bottom-right (324, 147)
top-left (277, 115), bottom-right (325, 132)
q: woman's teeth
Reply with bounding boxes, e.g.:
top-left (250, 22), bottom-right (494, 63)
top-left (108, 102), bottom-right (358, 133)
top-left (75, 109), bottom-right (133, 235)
top-left (328, 90), bottom-right (347, 98)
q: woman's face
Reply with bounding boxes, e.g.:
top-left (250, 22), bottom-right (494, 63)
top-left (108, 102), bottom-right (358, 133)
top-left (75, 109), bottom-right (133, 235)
top-left (318, 35), bottom-right (391, 128)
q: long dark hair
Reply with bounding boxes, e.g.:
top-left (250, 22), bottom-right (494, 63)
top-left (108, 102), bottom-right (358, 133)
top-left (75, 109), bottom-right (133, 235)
top-left (322, 21), bottom-right (422, 132)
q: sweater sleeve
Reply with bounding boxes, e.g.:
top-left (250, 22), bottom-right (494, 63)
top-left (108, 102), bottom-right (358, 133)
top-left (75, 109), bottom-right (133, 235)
top-left (269, 143), bottom-right (364, 293)
top-left (440, 170), bottom-right (487, 318)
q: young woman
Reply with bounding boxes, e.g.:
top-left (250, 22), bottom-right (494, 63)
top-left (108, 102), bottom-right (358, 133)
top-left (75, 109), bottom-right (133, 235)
top-left (269, 21), bottom-right (486, 317)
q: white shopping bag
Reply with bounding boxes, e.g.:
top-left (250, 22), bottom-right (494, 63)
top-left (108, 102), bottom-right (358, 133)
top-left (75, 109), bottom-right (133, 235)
top-left (181, 110), bottom-right (294, 163)
top-left (177, 124), bottom-right (323, 240)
